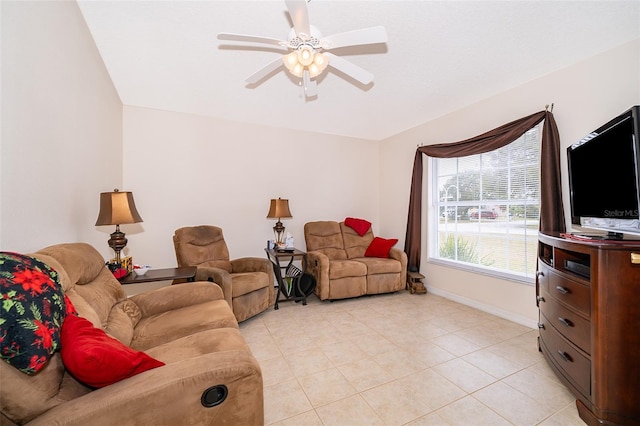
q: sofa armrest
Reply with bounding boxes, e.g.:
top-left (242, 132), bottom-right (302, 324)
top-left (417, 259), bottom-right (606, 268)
top-left (388, 247), bottom-right (408, 268)
top-left (303, 251), bottom-right (330, 301)
top-left (193, 266), bottom-right (233, 309)
top-left (28, 350), bottom-right (264, 426)
top-left (389, 247), bottom-right (408, 274)
top-left (129, 281), bottom-right (224, 318)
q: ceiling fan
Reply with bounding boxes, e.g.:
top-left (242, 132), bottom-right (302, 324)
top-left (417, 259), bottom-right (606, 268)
top-left (217, 0), bottom-right (388, 98)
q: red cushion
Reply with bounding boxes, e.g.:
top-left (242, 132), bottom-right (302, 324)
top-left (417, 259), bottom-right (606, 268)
top-left (60, 314), bottom-right (164, 388)
top-left (365, 237), bottom-right (399, 258)
top-left (344, 217), bottom-right (372, 236)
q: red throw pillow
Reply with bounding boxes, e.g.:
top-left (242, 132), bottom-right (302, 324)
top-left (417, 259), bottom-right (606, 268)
top-left (60, 314), bottom-right (164, 388)
top-left (365, 237), bottom-right (399, 258)
top-left (344, 217), bottom-right (372, 236)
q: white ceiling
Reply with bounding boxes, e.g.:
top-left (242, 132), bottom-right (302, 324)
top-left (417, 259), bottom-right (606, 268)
top-left (76, 1), bottom-right (640, 141)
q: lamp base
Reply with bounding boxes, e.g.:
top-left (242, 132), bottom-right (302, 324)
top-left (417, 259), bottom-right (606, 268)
top-left (273, 221), bottom-right (286, 246)
top-left (108, 225), bottom-right (128, 264)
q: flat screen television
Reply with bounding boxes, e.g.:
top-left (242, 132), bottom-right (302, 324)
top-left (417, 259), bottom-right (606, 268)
top-left (567, 105), bottom-right (640, 239)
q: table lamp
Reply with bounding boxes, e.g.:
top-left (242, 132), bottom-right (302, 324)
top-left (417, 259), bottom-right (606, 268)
top-left (266, 198), bottom-right (292, 246)
top-left (95, 189), bottom-right (143, 264)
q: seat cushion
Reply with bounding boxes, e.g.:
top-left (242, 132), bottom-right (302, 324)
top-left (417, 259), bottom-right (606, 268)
top-left (231, 271), bottom-right (269, 298)
top-left (145, 327), bottom-right (250, 363)
top-left (328, 260), bottom-right (367, 280)
top-left (130, 300), bottom-right (237, 351)
top-left (353, 257), bottom-right (402, 275)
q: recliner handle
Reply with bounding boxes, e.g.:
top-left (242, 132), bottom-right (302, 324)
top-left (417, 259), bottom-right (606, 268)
top-left (201, 385), bottom-right (228, 407)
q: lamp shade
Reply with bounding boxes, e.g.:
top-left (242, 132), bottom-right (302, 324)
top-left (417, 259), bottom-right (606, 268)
top-left (95, 189), bottom-right (143, 226)
top-left (266, 198), bottom-right (292, 219)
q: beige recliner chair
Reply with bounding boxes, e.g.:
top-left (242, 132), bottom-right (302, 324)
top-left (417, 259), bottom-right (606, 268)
top-left (173, 225), bottom-right (275, 322)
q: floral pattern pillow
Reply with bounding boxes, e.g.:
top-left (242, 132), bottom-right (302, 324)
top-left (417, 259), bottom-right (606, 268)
top-left (0, 252), bottom-right (67, 374)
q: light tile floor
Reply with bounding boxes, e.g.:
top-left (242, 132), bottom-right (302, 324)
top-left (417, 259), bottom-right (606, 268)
top-left (239, 291), bottom-right (586, 426)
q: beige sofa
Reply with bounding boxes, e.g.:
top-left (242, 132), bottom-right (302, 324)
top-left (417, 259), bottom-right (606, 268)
top-left (304, 221), bottom-right (407, 301)
top-left (0, 243), bottom-right (263, 426)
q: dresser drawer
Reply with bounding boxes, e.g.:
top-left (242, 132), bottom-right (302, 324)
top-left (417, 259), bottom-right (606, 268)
top-left (539, 288), bottom-right (590, 354)
top-left (539, 316), bottom-right (591, 397)
top-left (539, 264), bottom-right (590, 317)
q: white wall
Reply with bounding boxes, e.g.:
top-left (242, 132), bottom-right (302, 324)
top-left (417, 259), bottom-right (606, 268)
top-left (122, 106), bottom-right (380, 268)
top-left (1, 1), bottom-right (122, 255)
top-left (379, 38), bottom-right (640, 327)
top-left (2, 0), bottom-right (638, 325)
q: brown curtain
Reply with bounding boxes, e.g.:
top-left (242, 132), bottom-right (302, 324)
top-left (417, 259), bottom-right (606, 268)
top-left (404, 110), bottom-right (565, 270)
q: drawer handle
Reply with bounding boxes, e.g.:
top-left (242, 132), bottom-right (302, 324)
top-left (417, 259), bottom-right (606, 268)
top-left (536, 271), bottom-right (544, 278)
top-left (557, 350), bottom-right (573, 363)
top-left (537, 296), bottom-right (545, 304)
top-left (632, 253), bottom-right (640, 264)
top-left (537, 322), bottom-right (545, 330)
top-left (558, 317), bottom-right (574, 327)
top-left (555, 286), bottom-right (569, 295)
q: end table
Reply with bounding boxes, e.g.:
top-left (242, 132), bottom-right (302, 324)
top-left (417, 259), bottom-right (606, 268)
top-left (119, 266), bottom-right (197, 285)
top-left (264, 248), bottom-right (314, 309)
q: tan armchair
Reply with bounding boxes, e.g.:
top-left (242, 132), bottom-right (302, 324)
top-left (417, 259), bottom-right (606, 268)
top-left (173, 225), bottom-right (275, 322)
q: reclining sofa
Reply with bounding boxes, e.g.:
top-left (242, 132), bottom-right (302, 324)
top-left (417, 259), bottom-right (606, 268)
top-left (0, 243), bottom-right (263, 425)
top-left (304, 221), bottom-right (407, 301)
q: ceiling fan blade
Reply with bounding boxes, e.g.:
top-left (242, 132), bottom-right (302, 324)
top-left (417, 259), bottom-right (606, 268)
top-left (321, 26), bottom-right (388, 50)
top-left (245, 58), bottom-right (284, 85)
top-left (324, 53), bottom-right (374, 85)
top-left (285, 0), bottom-right (310, 38)
top-left (302, 70), bottom-right (317, 97)
top-left (218, 32), bottom-right (287, 47)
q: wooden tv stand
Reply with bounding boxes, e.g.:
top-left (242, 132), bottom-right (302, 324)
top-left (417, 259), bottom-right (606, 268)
top-left (537, 232), bottom-right (640, 425)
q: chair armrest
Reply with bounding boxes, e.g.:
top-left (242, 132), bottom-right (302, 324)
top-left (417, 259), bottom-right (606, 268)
top-left (28, 350), bottom-right (263, 426)
top-left (303, 251), bottom-right (330, 300)
top-left (129, 282), bottom-right (224, 318)
top-left (193, 266), bottom-right (233, 309)
top-left (231, 257), bottom-right (271, 276)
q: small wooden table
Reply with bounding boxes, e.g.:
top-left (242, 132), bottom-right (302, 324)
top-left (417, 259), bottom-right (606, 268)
top-left (119, 267), bottom-right (197, 285)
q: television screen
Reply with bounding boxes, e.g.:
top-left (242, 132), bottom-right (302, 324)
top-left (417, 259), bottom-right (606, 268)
top-left (567, 106), bottom-right (640, 237)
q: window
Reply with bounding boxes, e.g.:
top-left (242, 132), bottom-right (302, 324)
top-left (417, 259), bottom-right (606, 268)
top-left (430, 126), bottom-right (541, 282)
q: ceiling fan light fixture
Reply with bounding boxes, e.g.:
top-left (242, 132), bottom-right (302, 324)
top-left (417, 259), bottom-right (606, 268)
top-left (283, 47), bottom-right (329, 79)
top-left (309, 52), bottom-right (329, 78)
top-left (283, 51), bottom-right (304, 77)
top-left (298, 45), bottom-right (314, 66)
top-left (221, 0), bottom-right (387, 97)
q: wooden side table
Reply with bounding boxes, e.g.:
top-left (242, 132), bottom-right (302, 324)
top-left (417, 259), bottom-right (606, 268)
top-left (119, 267), bottom-right (197, 285)
top-left (265, 248), bottom-right (314, 309)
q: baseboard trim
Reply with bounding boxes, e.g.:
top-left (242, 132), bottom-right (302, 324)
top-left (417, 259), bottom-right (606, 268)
top-left (425, 285), bottom-right (538, 329)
